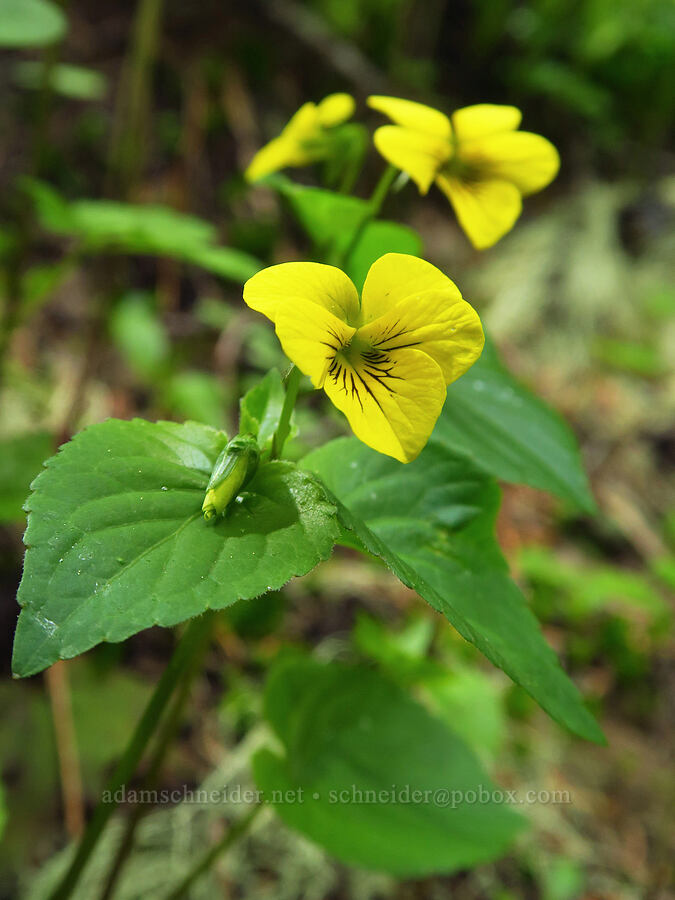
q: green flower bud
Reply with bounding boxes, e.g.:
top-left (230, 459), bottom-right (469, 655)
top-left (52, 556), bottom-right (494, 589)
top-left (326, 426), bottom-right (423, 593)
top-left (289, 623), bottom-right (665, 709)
top-left (202, 435), bottom-right (260, 521)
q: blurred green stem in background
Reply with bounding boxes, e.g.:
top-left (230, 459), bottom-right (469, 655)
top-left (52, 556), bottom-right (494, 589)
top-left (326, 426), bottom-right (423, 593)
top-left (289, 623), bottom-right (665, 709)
top-left (47, 612), bottom-right (215, 900)
top-left (330, 163), bottom-right (398, 267)
top-left (368, 163), bottom-right (398, 217)
top-left (97, 614), bottom-right (215, 900)
top-left (165, 804), bottom-right (263, 900)
top-left (107, 0), bottom-right (164, 197)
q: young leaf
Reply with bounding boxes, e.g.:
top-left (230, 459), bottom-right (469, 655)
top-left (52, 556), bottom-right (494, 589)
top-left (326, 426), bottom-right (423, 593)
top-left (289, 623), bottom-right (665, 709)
top-left (353, 615), bottom-right (505, 758)
top-left (0, 0), bottom-right (66, 47)
top-left (265, 174), bottom-right (367, 257)
top-left (437, 338), bottom-right (595, 512)
top-left (266, 174), bottom-right (423, 281)
top-left (253, 656), bottom-right (525, 876)
top-left (13, 61), bottom-right (107, 100)
top-left (22, 180), bottom-right (262, 283)
top-left (239, 369), bottom-right (286, 454)
top-left (109, 292), bottom-right (170, 382)
top-left (12, 419), bottom-right (338, 677)
top-left (162, 373), bottom-right (228, 430)
top-left (302, 438), bottom-right (604, 743)
top-left (345, 220), bottom-right (422, 292)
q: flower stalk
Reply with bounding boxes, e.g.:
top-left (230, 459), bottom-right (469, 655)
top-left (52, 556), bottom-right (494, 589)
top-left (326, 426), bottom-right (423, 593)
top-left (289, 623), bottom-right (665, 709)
top-left (271, 364), bottom-right (302, 459)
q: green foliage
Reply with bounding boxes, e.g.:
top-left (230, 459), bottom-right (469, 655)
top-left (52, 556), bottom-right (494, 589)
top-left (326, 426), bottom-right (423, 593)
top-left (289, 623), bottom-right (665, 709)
top-left (518, 545), bottom-right (671, 625)
top-left (0, 0), bottom-right (66, 47)
top-left (423, 663), bottom-right (506, 759)
top-left (162, 372), bottom-right (228, 429)
top-left (13, 62), bottom-right (107, 101)
top-left (20, 259), bottom-right (74, 320)
top-left (303, 437), bottom-right (603, 742)
top-left (265, 173), bottom-right (366, 257)
top-left (519, 545), bottom-right (671, 683)
top-left (223, 589), bottom-right (286, 639)
top-left (12, 419), bottom-right (339, 676)
top-left (437, 338), bottom-right (595, 512)
top-left (0, 431), bottom-right (53, 523)
top-left (345, 219), bottom-right (422, 291)
top-left (354, 613), bottom-right (506, 757)
top-left (109, 293), bottom-right (170, 382)
top-left (265, 174), bottom-right (422, 284)
top-left (253, 655), bottom-right (525, 875)
top-left (478, 0), bottom-right (675, 146)
top-left (353, 612), bottom-right (435, 680)
top-left (593, 337), bottom-right (667, 377)
top-left (239, 369), bottom-right (286, 455)
top-left (22, 179), bottom-right (262, 283)
top-left (537, 857), bottom-right (586, 900)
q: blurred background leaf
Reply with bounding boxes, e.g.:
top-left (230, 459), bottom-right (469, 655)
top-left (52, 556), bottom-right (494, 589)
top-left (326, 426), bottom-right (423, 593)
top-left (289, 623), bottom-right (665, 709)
top-left (0, 0), bottom-right (66, 48)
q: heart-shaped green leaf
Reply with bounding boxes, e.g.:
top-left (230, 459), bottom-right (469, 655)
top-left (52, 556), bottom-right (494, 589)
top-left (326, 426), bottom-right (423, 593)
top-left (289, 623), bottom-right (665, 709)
top-left (302, 438), bottom-right (603, 743)
top-left (12, 419), bottom-right (338, 677)
top-left (253, 655), bottom-right (525, 875)
top-left (438, 339), bottom-right (595, 512)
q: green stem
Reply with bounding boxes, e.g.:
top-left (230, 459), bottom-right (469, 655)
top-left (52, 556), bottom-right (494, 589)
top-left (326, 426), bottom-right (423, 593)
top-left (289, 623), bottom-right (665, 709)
top-left (107, 0), bottom-right (164, 197)
top-left (368, 163), bottom-right (398, 217)
top-left (47, 613), bottom-right (215, 900)
top-left (97, 616), bottom-right (214, 900)
top-left (165, 805), bottom-right (262, 900)
top-left (0, 231), bottom-right (25, 393)
top-left (271, 365), bottom-right (301, 459)
top-left (332, 164), bottom-right (398, 267)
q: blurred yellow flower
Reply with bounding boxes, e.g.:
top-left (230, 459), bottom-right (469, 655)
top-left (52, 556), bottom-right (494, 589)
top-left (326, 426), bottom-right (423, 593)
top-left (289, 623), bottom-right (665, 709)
top-left (245, 94), bottom-right (355, 182)
top-left (243, 253), bottom-right (484, 463)
top-left (368, 96), bottom-right (560, 249)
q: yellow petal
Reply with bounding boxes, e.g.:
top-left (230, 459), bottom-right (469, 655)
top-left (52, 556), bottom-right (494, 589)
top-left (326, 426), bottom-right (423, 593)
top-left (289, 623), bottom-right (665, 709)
top-left (460, 131), bottom-right (560, 196)
top-left (283, 102), bottom-right (321, 140)
top-left (243, 262), bottom-right (360, 325)
top-left (373, 125), bottom-right (450, 194)
top-left (323, 346), bottom-right (447, 463)
top-left (368, 96), bottom-right (452, 138)
top-left (359, 252), bottom-right (458, 324)
top-left (316, 93), bottom-right (355, 127)
top-left (436, 174), bottom-right (522, 249)
top-left (245, 103), bottom-right (321, 182)
top-left (358, 288), bottom-right (484, 385)
top-left (275, 298), bottom-right (356, 387)
top-left (451, 104), bottom-right (522, 141)
top-left (244, 135), bottom-right (311, 182)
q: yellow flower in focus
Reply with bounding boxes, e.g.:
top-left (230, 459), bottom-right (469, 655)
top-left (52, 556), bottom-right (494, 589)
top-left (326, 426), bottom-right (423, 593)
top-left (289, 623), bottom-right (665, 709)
top-left (368, 96), bottom-right (560, 249)
top-left (245, 94), bottom-right (356, 182)
top-left (243, 253), bottom-right (484, 463)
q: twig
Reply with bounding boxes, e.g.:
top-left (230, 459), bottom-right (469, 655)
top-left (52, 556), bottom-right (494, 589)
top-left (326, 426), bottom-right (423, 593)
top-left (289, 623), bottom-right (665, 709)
top-left (45, 661), bottom-right (85, 838)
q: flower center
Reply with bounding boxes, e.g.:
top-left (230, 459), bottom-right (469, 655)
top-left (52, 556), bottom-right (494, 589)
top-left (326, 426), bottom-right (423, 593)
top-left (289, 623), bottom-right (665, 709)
top-left (321, 331), bottom-right (402, 408)
top-left (441, 155), bottom-right (483, 183)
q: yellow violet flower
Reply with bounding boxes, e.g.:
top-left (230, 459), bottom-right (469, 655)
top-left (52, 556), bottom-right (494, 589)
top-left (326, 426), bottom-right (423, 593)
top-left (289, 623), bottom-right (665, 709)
top-left (368, 96), bottom-right (560, 249)
top-left (243, 253), bottom-right (484, 463)
top-left (245, 93), bottom-right (356, 182)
